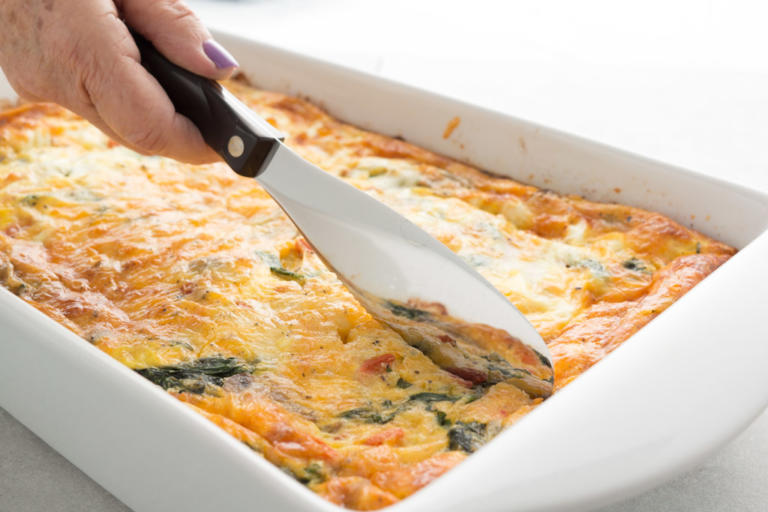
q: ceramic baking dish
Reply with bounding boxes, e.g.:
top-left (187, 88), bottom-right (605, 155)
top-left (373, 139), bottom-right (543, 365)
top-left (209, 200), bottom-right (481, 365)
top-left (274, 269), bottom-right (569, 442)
top-left (1, 30), bottom-right (768, 512)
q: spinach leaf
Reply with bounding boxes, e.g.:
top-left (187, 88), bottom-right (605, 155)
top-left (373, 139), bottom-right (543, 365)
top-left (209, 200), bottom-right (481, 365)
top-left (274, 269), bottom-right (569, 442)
top-left (269, 266), bottom-right (306, 283)
top-left (338, 407), bottom-right (396, 424)
top-left (385, 301), bottom-right (430, 321)
top-left (408, 392), bottom-right (459, 403)
top-left (256, 251), bottom-right (306, 283)
top-left (136, 357), bottom-right (256, 394)
top-left (434, 410), bottom-right (451, 427)
top-left (298, 463), bottom-right (327, 485)
top-left (448, 421), bottom-right (487, 453)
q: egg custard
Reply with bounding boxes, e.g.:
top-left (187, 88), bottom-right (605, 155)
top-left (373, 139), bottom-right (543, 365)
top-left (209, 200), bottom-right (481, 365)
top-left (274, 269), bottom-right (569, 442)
top-left (0, 81), bottom-right (734, 509)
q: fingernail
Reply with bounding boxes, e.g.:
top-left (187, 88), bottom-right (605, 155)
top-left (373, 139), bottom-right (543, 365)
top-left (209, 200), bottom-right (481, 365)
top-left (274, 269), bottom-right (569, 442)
top-left (203, 39), bottom-right (239, 69)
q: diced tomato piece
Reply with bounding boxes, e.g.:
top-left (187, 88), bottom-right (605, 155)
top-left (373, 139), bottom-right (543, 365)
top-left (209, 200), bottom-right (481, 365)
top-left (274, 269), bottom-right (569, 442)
top-left (446, 366), bottom-right (487, 385)
top-left (360, 353), bottom-right (396, 374)
top-left (297, 237), bottom-right (314, 253)
top-left (363, 427), bottom-right (405, 446)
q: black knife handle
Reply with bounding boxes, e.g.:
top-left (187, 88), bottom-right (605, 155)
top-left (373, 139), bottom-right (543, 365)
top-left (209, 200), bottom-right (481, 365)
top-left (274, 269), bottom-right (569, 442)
top-left (131, 30), bottom-right (280, 177)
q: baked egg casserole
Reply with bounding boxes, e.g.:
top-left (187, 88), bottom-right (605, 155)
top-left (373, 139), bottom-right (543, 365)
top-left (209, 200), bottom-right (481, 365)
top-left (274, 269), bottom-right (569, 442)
top-left (0, 81), bottom-right (735, 509)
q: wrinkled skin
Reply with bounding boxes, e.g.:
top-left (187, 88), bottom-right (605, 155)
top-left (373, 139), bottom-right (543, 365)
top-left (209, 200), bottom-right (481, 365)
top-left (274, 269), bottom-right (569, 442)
top-left (0, 0), bottom-right (234, 163)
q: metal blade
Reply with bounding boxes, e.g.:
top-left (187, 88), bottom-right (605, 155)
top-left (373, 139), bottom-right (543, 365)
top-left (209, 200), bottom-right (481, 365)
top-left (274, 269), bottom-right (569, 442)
top-left (257, 143), bottom-right (553, 397)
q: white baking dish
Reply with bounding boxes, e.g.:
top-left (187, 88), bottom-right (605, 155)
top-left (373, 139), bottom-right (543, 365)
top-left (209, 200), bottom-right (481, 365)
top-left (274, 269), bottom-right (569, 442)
top-left (1, 30), bottom-right (768, 512)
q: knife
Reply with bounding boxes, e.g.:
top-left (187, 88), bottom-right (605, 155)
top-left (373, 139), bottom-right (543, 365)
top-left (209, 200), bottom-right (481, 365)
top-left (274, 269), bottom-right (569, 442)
top-left (131, 31), bottom-right (554, 398)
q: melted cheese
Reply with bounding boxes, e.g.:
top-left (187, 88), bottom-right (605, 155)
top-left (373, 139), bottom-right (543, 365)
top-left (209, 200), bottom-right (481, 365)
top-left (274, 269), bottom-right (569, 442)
top-left (0, 86), bottom-right (735, 509)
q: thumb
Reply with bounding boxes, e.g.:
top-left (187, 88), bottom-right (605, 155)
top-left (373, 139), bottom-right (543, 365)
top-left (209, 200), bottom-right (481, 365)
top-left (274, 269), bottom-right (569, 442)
top-left (120, 0), bottom-right (238, 80)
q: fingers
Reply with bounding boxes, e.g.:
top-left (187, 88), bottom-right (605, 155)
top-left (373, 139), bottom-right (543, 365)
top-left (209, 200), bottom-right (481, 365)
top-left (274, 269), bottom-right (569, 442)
top-left (68, 100), bottom-right (127, 146)
top-left (121, 0), bottom-right (238, 80)
top-left (85, 48), bottom-right (219, 163)
top-left (0, 0), bottom-right (226, 164)
top-left (69, 3), bottom-right (219, 163)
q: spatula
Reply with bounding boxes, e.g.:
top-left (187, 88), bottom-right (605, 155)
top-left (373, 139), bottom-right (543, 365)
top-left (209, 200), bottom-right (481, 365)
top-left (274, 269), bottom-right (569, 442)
top-left (132, 32), bottom-right (553, 398)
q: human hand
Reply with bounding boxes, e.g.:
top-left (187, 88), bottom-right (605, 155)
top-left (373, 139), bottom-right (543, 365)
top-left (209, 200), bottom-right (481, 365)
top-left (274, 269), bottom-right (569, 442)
top-left (0, 0), bottom-right (239, 164)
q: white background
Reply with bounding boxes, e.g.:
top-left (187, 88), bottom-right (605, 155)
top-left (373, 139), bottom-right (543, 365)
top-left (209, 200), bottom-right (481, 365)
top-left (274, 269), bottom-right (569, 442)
top-left (1, 0), bottom-right (767, 510)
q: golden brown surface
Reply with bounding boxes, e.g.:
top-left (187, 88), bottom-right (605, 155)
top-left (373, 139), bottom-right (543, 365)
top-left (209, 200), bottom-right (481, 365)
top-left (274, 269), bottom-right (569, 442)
top-left (0, 84), bottom-right (735, 509)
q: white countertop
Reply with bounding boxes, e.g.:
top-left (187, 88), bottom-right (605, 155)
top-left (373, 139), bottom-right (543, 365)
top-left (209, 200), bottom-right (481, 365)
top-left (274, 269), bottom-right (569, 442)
top-left (2, 0), bottom-right (767, 510)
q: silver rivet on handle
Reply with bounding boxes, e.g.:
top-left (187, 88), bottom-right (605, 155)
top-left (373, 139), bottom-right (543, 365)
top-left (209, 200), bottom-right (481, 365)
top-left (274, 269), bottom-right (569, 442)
top-left (228, 135), bottom-right (245, 158)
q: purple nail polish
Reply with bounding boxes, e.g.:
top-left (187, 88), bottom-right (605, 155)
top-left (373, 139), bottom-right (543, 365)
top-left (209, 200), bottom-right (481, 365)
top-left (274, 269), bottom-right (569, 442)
top-left (203, 39), bottom-right (239, 69)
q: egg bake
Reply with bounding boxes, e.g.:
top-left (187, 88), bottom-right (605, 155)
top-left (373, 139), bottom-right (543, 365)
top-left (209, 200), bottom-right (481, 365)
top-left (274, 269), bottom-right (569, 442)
top-left (0, 81), bottom-right (735, 509)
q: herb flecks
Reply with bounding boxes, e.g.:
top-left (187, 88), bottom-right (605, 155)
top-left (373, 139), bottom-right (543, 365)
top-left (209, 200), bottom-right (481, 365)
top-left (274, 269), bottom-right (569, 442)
top-left (20, 194), bottom-right (41, 207)
top-left (575, 258), bottom-right (609, 278)
top-left (622, 257), bottom-right (649, 273)
top-left (396, 377), bottom-right (412, 389)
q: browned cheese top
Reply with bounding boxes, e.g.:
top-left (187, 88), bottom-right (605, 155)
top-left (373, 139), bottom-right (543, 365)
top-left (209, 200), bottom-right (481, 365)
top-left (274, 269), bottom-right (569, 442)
top-left (0, 82), bottom-right (734, 509)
